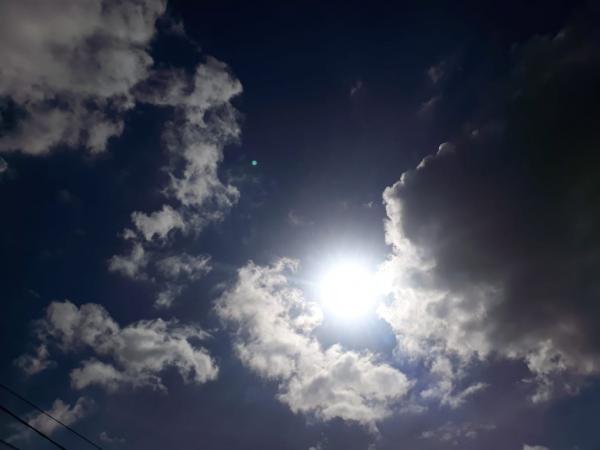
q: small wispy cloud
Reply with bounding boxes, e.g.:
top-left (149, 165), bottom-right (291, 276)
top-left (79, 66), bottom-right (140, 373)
top-left (350, 79), bottom-right (363, 96)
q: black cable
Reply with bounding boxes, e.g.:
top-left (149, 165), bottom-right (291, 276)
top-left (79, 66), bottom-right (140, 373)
top-left (0, 384), bottom-right (102, 450)
top-left (0, 404), bottom-right (65, 449)
top-left (0, 438), bottom-right (19, 450)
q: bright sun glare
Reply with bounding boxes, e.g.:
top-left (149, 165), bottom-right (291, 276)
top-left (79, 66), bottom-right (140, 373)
top-left (319, 261), bottom-right (380, 320)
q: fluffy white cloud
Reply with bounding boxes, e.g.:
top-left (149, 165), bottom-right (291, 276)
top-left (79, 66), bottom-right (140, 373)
top-left (130, 58), bottom-right (242, 219)
top-left (216, 260), bottom-right (412, 427)
top-left (17, 300), bottom-right (218, 391)
top-left (108, 242), bottom-right (148, 279)
top-left (136, 58), bottom-right (242, 121)
top-left (0, 2), bottom-right (244, 315)
top-left (375, 235), bottom-right (491, 407)
top-left (0, 0), bottom-right (166, 155)
top-left (71, 360), bottom-right (127, 391)
top-left (131, 205), bottom-right (186, 241)
top-left (157, 62), bottom-right (242, 213)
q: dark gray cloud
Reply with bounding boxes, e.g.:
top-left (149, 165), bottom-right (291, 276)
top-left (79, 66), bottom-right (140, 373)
top-left (381, 8), bottom-right (600, 402)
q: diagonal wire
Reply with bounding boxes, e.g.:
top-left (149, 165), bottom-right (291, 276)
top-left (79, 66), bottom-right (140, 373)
top-left (0, 383), bottom-right (102, 450)
top-left (0, 438), bottom-right (19, 450)
top-left (0, 404), bottom-right (65, 449)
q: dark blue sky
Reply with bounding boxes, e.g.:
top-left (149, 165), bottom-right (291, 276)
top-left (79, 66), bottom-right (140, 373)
top-left (1, 1), bottom-right (599, 449)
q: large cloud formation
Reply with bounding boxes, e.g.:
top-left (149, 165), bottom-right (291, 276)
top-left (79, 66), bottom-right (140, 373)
top-left (380, 10), bottom-right (600, 402)
top-left (17, 300), bottom-right (218, 391)
top-left (0, 0), bottom-right (242, 309)
top-left (0, 0), bottom-right (167, 154)
top-left (216, 260), bottom-right (412, 428)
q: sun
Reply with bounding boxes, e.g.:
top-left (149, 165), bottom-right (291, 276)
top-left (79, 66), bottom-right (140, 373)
top-left (318, 261), bottom-right (379, 320)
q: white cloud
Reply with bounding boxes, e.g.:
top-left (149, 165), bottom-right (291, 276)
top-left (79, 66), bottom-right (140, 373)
top-left (216, 259), bottom-right (412, 427)
top-left (421, 421), bottom-right (495, 445)
top-left (110, 247), bottom-right (213, 308)
top-left (134, 57), bottom-right (243, 214)
top-left (1, 4), bottom-right (240, 314)
top-left (137, 59), bottom-right (242, 117)
top-left (70, 360), bottom-right (126, 391)
top-left (154, 284), bottom-right (183, 309)
top-left (99, 431), bottom-right (125, 444)
top-left (523, 446), bottom-right (549, 450)
top-left (30, 397), bottom-right (92, 436)
top-left (42, 300), bottom-right (120, 353)
top-left (375, 231), bottom-right (493, 408)
top-left (109, 249), bottom-right (212, 308)
top-left (0, 0), bottom-right (166, 155)
top-left (18, 300), bottom-right (218, 391)
top-left (156, 254), bottom-right (211, 280)
top-left (420, 378), bottom-right (489, 409)
top-left (14, 344), bottom-right (54, 375)
top-left (427, 61), bottom-right (446, 84)
top-left (131, 205), bottom-right (185, 241)
top-left (109, 57), bottom-right (242, 308)
top-left (108, 242), bottom-right (148, 279)
top-left (11, 397), bottom-right (93, 442)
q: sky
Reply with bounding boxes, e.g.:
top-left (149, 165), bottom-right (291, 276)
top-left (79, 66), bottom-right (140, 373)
top-left (1, 1), bottom-right (600, 449)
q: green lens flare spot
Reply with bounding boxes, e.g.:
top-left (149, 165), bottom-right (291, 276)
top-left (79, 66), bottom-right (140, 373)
top-left (251, 160), bottom-right (258, 166)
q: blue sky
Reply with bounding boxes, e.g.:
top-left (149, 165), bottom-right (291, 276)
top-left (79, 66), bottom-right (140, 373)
top-left (1, 1), bottom-right (599, 449)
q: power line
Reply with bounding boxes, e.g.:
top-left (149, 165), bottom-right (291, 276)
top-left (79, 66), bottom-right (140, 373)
top-left (0, 438), bottom-right (19, 450)
top-left (0, 403), bottom-right (65, 449)
top-left (0, 383), bottom-right (103, 450)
